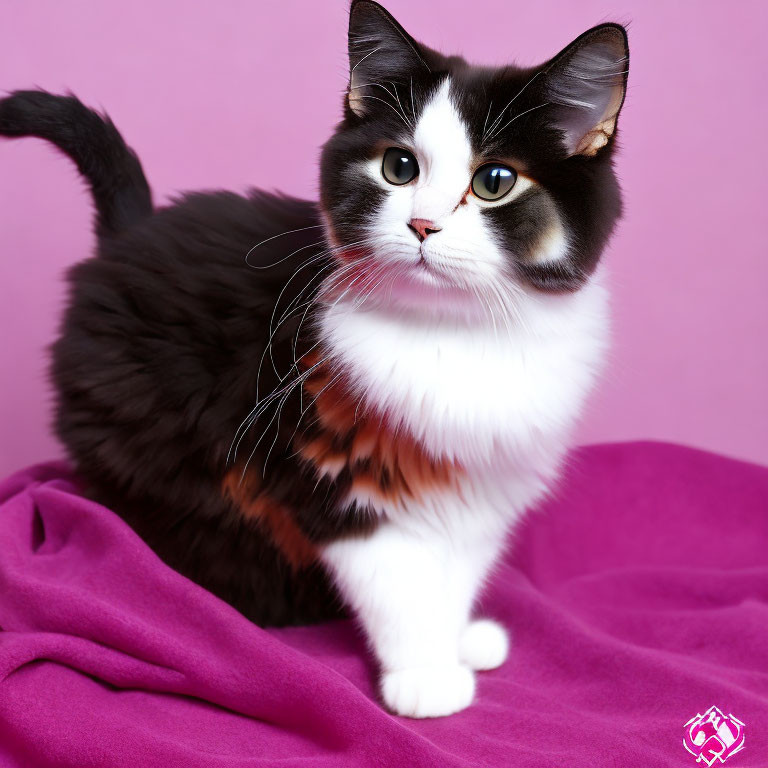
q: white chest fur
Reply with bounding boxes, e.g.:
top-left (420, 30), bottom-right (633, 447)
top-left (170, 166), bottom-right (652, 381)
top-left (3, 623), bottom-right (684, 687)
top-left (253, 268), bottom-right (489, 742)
top-left (319, 274), bottom-right (609, 478)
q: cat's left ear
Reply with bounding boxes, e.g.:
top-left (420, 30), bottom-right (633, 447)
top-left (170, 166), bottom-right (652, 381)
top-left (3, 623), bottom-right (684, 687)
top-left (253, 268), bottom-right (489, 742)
top-left (347, 0), bottom-right (428, 118)
top-left (542, 24), bottom-right (629, 157)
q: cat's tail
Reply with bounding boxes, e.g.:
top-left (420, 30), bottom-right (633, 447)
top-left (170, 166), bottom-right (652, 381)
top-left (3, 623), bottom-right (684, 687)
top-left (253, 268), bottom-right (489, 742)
top-left (0, 89), bottom-right (153, 237)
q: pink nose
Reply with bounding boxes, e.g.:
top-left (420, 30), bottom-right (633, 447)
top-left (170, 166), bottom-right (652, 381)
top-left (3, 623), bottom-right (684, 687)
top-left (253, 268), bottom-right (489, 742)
top-left (408, 218), bottom-right (442, 243)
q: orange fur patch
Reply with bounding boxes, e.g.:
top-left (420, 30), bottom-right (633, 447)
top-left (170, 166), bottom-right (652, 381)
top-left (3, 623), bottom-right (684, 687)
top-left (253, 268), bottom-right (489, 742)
top-left (222, 472), bottom-right (316, 569)
top-left (297, 360), bottom-right (463, 507)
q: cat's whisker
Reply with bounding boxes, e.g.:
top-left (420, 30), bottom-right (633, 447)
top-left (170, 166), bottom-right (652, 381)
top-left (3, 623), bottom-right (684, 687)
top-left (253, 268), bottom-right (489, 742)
top-left (481, 99), bottom-right (494, 140)
top-left (271, 236), bottom-right (383, 330)
top-left (388, 81), bottom-right (414, 130)
top-left (349, 261), bottom-right (391, 309)
top-left (255, 252), bottom-right (331, 400)
top-left (261, 378), bottom-right (305, 477)
top-left (282, 368), bottom-right (349, 462)
top-left (357, 268), bottom-right (393, 309)
top-left (245, 225), bottom-right (325, 268)
top-left (271, 251), bottom-right (379, 372)
top-left (232, 245), bottom-right (354, 459)
top-left (356, 95), bottom-right (413, 131)
top-left (486, 102), bottom-right (551, 142)
top-left (483, 69), bottom-right (544, 142)
top-left (261, 238), bottom-right (378, 388)
top-left (349, 80), bottom-right (400, 117)
top-left (269, 246), bottom-right (383, 358)
top-left (234, 244), bottom-right (385, 463)
top-left (474, 283), bottom-right (499, 342)
top-left (486, 282), bottom-right (517, 340)
top-left (235, 358), bottom-right (328, 472)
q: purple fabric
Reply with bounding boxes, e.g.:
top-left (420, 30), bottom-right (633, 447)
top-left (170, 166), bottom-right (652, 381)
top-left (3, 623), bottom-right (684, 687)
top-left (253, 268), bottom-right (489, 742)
top-left (1, 442), bottom-right (767, 767)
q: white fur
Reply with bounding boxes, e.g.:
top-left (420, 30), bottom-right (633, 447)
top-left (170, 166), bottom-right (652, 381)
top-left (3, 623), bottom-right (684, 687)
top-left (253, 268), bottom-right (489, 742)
top-left (319, 79), bottom-right (609, 717)
top-left (460, 619), bottom-right (510, 671)
top-left (410, 79), bottom-right (472, 221)
top-left (322, 484), bottom-right (509, 718)
top-left (321, 279), bottom-right (607, 469)
top-left (382, 666), bottom-right (475, 719)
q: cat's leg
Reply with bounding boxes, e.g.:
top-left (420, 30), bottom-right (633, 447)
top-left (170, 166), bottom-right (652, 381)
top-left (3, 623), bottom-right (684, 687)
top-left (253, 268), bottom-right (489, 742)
top-left (455, 477), bottom-right (553, 672)
top-left (320, 510), bottom-right (508, 718)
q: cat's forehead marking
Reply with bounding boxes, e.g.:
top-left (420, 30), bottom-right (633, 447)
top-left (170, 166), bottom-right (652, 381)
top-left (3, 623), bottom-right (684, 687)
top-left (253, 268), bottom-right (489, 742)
top-left (411, 78), bottom-right (473, 221)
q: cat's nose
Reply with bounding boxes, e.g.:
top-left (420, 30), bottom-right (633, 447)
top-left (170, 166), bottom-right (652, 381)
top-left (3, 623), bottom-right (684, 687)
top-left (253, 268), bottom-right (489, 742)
top-left (407, 218), bottom-right (442, 243)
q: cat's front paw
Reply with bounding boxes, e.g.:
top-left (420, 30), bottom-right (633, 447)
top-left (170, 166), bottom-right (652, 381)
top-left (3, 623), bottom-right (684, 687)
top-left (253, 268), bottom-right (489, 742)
top-left (459, 619), bottom-right (509, 671)
top-left (380, 664), bottom-right (475, 718)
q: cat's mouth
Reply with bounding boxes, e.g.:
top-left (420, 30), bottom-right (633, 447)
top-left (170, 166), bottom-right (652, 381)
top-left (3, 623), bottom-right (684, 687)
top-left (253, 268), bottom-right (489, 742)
top-left (323, 219), bottom-right (480, 291)
top-left (415, 251), bottom-right (441, 276)
top-left (323, 229), bottom-right (498, 313)
top-left (386, 253), bottom-right (487, 299)
top-left (407, 260), bottom-right (445, 287)
top-left (410, 249), bottom-right (483, 284)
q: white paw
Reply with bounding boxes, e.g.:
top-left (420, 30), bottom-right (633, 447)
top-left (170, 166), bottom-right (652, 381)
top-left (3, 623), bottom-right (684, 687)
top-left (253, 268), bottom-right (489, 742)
top-left (380, 664), bottom-right (475, 718)
top-left (459, 619), bottom-right (509, 671)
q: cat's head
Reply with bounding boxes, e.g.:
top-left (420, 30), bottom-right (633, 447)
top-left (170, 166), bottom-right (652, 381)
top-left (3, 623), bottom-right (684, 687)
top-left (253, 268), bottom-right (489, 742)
top-left (319, 0), bottom-right (628, 319)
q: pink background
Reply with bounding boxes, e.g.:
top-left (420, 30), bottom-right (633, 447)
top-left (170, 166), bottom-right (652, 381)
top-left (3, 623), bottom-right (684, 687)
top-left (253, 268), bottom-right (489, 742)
top-left (1, 0), bottom-right (766, 475)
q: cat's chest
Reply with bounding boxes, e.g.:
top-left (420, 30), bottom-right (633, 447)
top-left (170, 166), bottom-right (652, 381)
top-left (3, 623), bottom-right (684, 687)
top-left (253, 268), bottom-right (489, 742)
top-left (316, 283), bottom-right (608, 468)
top-left (293, 349), bottom-right (556, 520)
top-left (295, 354), bottom-right (463, 514)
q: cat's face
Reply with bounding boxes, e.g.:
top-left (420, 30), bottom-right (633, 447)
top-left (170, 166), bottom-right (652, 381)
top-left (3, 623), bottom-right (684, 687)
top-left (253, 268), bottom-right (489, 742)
top-left (320, 1), bottom-right (628, 319)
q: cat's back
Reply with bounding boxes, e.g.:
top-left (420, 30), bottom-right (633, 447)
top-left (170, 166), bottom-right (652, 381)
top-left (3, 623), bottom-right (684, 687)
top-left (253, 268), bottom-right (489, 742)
top-left (77, 189), bottom-right (325, 322)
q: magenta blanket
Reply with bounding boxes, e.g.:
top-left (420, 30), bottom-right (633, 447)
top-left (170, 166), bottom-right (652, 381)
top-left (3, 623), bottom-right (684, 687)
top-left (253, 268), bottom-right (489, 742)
top-left (1, 442), bottom-right (767, 767)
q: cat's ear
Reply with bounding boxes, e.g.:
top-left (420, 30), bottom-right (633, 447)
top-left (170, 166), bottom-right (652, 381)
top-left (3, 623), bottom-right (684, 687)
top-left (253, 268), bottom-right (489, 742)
top-left (347, 0), bottom-right (428, 118)
top-left (541, 24), bottom-right (629, 157)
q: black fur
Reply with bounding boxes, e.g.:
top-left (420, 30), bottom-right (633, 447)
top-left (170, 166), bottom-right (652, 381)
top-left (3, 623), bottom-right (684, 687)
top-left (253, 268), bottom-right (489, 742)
top-left (53, 186), bottom-right (359, 625)
top-left (0, 91), bottom-right (152, 237)
top-left (0, 2), bottom-right (628, 626)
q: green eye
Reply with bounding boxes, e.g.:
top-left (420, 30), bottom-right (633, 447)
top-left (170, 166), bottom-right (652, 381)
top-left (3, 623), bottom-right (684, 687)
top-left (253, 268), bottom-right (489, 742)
top-left (382, 147), bottom-right (419, 185)
top-left (471, 163), bottom-right (517, 201)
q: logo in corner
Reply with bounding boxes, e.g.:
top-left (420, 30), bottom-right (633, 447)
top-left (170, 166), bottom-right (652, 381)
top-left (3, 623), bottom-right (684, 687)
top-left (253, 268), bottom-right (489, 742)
top-left (683, 706), bottom-right (745, 765)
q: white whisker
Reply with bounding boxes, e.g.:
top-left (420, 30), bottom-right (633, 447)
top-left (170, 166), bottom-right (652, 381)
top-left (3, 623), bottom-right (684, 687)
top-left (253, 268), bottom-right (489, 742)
top-left (486, 102), bottom-right (551, 142)
top-left (483, 69), bottom-right (544, 142)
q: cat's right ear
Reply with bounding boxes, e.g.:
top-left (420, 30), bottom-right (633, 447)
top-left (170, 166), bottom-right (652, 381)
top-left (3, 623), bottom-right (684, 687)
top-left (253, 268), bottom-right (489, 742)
top-left (347, 1), bottom-right (428, 118)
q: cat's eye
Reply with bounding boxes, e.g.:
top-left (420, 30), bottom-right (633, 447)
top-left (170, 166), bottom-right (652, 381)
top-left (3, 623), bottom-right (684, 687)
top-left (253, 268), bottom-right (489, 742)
top-left (381, 147), bottom-right (419, 185)
top-left (471, 163), bottom-right (517, 201)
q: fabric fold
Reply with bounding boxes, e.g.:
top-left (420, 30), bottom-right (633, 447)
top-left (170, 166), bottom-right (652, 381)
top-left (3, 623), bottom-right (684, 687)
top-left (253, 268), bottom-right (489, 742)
top-left (0, 442), bottom-right (766, 767)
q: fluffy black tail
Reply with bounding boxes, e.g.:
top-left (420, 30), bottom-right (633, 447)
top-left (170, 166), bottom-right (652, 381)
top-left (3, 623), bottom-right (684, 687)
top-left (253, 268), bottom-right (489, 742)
top-left (0, 90), bottom-right (153, 237)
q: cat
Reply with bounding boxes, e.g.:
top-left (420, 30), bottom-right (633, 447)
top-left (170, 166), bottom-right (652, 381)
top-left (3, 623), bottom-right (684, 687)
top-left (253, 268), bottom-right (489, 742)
top-left (0, 0), bottom-right (629, 717)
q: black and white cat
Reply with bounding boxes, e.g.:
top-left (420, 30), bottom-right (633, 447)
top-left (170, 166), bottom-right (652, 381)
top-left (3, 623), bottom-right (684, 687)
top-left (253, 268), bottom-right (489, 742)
top-left (0, 1), bottom-right (628, 717)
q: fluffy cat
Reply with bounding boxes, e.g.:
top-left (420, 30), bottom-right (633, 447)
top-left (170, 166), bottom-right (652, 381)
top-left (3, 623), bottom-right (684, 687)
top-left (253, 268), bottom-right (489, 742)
top-left (0, 1), bottom-right (629, 717)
